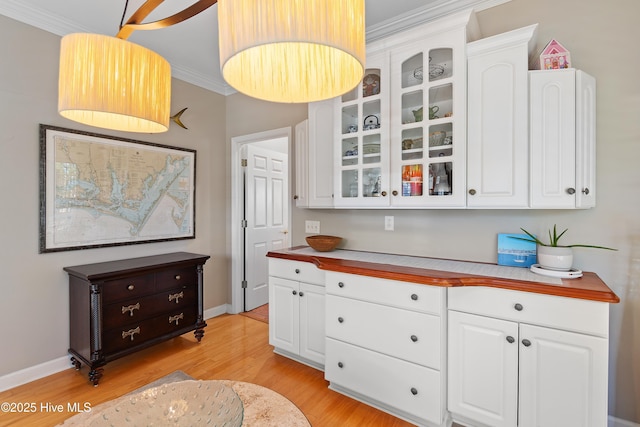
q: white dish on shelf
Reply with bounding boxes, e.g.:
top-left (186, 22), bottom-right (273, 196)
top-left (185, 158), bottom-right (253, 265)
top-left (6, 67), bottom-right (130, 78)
top-left (530, 264), bottom-right (583, 279)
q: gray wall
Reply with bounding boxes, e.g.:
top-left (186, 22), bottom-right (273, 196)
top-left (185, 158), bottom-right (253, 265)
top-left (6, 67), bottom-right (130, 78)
top-left (1, 0), bottom-right (639, 423)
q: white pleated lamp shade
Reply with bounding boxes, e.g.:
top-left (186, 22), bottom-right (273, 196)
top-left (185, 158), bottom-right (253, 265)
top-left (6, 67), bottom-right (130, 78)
top-left (218, 0), bottom-right (365, 103)
top-left (58, 33), bottom-right (171, 133)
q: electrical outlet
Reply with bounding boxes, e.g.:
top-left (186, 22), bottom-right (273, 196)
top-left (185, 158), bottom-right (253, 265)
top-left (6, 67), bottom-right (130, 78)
top-left (384, 216), bottom-right (394, 231)
top-left (305, 220), bottom-right (320, 234)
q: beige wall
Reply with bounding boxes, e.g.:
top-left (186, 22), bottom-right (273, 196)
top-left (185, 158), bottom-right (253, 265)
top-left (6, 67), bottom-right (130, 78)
top-left (0, 15), bottom-right (227, 375)
top-left (1, 0), bottom-right (639, 422)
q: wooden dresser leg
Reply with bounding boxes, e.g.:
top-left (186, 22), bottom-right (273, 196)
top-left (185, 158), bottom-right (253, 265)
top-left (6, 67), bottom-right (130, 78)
top-left (89, 367), bottom-right (104, 386)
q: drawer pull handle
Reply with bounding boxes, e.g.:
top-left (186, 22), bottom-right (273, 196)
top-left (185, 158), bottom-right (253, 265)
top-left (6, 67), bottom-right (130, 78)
top-left (410, 387), bottom-right (418, 396)
top-left (122, 303), bottom-right (140, 316)
top-left (338, 282), bottom-right (345, 288)
top-left (338, 362), bottom-right (344, 368)
top-left (295, 269), bottom-right (300, 274)
top-left (506, 336), bottom-right (515, 344)
top-left (127, 284), bottom-right (135, 291)
top-left (522, 339), bottom-right (532, 347)
top-left (410, 335), bottom-right (418, 342)
top-left (299, 291), bottom-right (304, 297)
top-left (514, 303), bottom-right (523, 311)
top-left (174, 275), bottom-right (181, 280)
top-left (411, 294), bottom-right (418, 301)
top-left (338, 317), bottom-right (344, 323)
top-left (122, 326), bottom-right (140, 341)
top-left (169, 291), bottom-right (184, 303)
top-left (169, 313), bottom-right (184, 325)
top-left (292, 290), bottom-right (298, 295)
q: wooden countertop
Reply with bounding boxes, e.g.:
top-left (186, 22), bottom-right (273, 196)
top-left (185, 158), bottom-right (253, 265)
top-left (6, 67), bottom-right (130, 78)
top-left (267, 247), bottom-right (619, 304)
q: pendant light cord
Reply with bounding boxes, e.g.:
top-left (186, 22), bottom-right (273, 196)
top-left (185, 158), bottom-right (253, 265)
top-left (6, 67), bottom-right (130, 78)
top-left (119, 0), bottom-right (129, 29)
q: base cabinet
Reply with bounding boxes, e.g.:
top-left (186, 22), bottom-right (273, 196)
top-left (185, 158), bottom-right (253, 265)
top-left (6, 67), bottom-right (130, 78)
top-left (268, 259), bottom-right (325, 369)
top-left (324, 271), bottom-right (447, 426)
top-left (448, 287), bottom-right (609, 427)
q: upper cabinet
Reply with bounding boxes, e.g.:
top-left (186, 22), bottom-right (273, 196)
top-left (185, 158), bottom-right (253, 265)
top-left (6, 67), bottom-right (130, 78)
top-left (303, 15), bottom-right (597, 210)
top-left (529, 69), bottom-right (596, 209)
top-left (333, 10), bottom-right (479, 209)
top-left (466, 25), bottom-right (538, 208)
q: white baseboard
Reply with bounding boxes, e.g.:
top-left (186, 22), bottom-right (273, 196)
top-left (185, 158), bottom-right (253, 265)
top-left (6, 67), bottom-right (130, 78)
top-left (609, 415), bottom-right (640, 427)
top-left (0, 304), bottom-right (230, 392)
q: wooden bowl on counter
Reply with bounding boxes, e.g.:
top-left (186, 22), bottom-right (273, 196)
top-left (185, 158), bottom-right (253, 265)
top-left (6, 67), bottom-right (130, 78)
top-left (306, 235), bottom-right (342, 252)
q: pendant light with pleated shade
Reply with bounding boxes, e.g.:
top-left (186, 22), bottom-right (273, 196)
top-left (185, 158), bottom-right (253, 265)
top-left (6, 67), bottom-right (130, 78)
top-left (218, 0), bottom-right (366, 103)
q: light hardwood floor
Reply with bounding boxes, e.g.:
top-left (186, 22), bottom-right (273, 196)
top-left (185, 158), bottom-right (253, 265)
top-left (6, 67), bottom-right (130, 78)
top-left (0, 314), bottom-right (415, 426)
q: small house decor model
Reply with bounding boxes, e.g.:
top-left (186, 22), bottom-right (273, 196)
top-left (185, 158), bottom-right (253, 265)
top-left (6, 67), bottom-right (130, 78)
top-left (537, 39), bottom-right (571, 70)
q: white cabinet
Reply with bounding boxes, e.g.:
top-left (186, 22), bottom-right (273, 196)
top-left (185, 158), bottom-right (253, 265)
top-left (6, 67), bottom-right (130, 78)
top-left (448, 287), bottom-right (609, 427)
top-left (295, 100), bottom-right (335, 208)
top-left (530, 69), bottom-right (597, 208)
top-left (268, 258), bottom-right (325, 369)
top-left (333, 10), bottom-right (478, 209)
top-left (333, 50), bottom-right (391, 208)
top-left (324, 271), bottom-right (447, 426)
top-left (466, 24), bottom-right (538, 208)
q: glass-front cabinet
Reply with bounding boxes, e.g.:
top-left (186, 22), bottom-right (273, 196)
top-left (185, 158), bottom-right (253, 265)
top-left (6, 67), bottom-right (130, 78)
top-left (389, 32), bottom-right (467, 208)
top-left (333, 52), bottom-right (390, 208)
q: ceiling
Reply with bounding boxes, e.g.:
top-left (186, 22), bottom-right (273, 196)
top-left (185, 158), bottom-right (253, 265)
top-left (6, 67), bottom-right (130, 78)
top-left (0, 0), bottom-right (505, 96)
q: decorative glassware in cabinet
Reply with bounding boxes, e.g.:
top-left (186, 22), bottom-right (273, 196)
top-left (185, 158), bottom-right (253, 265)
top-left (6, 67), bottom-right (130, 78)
top-left (402, 90), bottom-right (423, 124)
top-left (363, 167), bottom-right (382, 197)
top-left (362, 69), bottom-right (381, 98)
top-left (341, 136), bottom-right (358, 166)
top-left (401, 128), bottom-right (423, 161)
top-left (363, 99), bottom-right (381, 131)
top-left (363, 134), bottom-right (381, 164)
top-left (430, 161), bottom-right (452, 196)
top-left (342, 169), bottom-right (358, 198)
top-left (402, 53), bottom-right (424, 89)
top-left (429, 122), bottom-right (453, 158)
top-left (428, 48), bottom-right (452, 82)
top-left (342, 104), bottom-right (358, 135)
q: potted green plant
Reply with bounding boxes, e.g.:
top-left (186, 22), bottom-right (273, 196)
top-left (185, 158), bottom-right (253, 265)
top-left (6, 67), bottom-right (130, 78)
top-left (512, 225), bottom-right (616, 271)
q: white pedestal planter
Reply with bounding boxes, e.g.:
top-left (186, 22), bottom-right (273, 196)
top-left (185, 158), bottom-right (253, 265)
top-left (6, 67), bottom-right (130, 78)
top-left (537, 245), bottom-right (573, 270)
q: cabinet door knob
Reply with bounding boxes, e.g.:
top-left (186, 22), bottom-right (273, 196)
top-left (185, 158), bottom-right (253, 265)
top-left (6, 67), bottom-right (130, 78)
top-left (295, 269), bottom-right (300, 274)
top-left (293, 195), bottom-right (299, 200)
top-left (299, 291), bottom-right (304, 297)
top-left (522, 339), bottom-right (532, 347)
top-left (514, 303), bottom-right (523, 311)
top-left (566, 187), bottom-right (576, 195)
top-left (338, 282), bottom-right (345, 288)
top-left (392, 190), bottom-right (398, 196)
top-left (338, 362), bottom-right (344, 368)
top-left (410, 335), bottom-right (418, 342)
top-left (381, 191), bottom-right (387, 196)
top-left (174, 275), bottom-right (181, 280)
top-left (468, 189), bottom-right (476, 195)
top-left (411, 294), bottom-right (418, 301)
top-left (338, 317), bottom-right (344, 323)
top-left (582, 188), bottom-right (590, 195)
top-left (410, 387), bottom-right (418, 395)
top-left (127, 284), bottom-right (135, 291)
top-left (292, 290), bottom-right (297, 295)
top-left (506, 336), bottom-right (515, 344)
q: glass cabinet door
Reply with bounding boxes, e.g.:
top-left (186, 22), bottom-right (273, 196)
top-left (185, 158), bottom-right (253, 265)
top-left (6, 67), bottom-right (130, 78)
top-left (390, 37), bottom-right (466, 207)
top-left (334, 52), bottom-right (390, 207)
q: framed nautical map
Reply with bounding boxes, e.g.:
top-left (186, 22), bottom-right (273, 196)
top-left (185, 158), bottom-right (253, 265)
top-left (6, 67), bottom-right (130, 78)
top-left (39, 124), bottom-right (196, 253)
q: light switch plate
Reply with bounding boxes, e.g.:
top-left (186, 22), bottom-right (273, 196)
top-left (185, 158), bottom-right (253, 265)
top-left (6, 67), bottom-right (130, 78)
top-left (305, 220), bottom-right (320, 234)
top-left (384, 216), bottom-right (394, 231)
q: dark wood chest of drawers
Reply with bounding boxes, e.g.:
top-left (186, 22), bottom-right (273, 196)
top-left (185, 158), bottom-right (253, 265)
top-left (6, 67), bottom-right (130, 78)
top-left (64, 252), bottom-right (210, 385)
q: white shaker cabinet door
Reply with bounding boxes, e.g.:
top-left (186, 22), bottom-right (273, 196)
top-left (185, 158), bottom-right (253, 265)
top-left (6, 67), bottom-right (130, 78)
top-left (268, 276), bottom-right (300, 355)
top-left (448, 310), bottom-right (519, 427)
top-left (298, 282), bottom-right (325, 365)
top-left (518, 323), bottom-right (608, 427)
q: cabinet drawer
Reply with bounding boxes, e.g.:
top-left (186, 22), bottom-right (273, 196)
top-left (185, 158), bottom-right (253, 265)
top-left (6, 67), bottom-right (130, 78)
top-left (156, 267), bottom-right (198, 291)
top-left (325, 271), bottom-right (443, 315)
top-left (448, 287), bottom-right (609, 337)
top-left (102, 274), bottom-right (154, 303)
top-left (326, 295), bottom-right (441, 369)
top-left (268, 258), bottom-right (325, 285)
top-left (326, 338), bottom-right (442, 425)
top-left (103, 308), bottom-right (197, 354)
top-left (102, 285), bottom-right (197, 330)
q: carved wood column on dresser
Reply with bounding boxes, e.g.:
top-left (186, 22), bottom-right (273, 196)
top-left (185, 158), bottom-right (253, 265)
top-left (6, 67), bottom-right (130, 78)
top-left (64, 252), bottom-right (210, 386)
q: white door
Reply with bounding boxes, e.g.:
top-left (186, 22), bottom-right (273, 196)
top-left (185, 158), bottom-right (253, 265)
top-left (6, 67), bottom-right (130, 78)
top-left (518, 323), bottom-right (608, 427)
top-left (448, 310), bottom-right (519, 427)
top-left (245, 144), bottom-right (289, 311)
